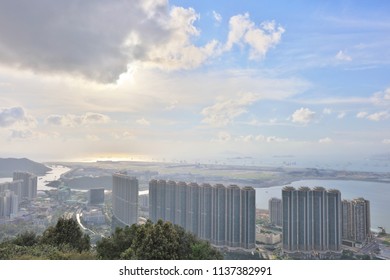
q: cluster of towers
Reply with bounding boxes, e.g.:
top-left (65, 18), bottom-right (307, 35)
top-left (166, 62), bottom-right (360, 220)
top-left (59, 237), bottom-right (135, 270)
top-left (111, 171), bottom-right (372, 255)
top-left (268, 187), bottom-right (371, 256)
top-left (148, 180), bottom-right (256, 249)
top-left (281, 187), bottom-right (342, 254)
top-left (111, 173), bottom-right (256, 250)
top-left (0, 172), bottom-right (37, 219)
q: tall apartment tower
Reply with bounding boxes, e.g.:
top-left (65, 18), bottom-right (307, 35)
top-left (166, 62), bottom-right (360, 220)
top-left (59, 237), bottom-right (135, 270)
top-left (282, 186), bottom-right (341, 256)
top-left (12, 172), bottom-right (37, 200)
top-left (268, 197), bottom-right (282, 227)
top-left (342, 198), bottom-right (370, 243)
top-left (112, 173), bottom-right (138, 226)
top-left (148, 180), bottom-right (256, 250)
top-left (0, 190), bottom-right (19, 219)
top-left (241, 186), bottom-right (256, 249)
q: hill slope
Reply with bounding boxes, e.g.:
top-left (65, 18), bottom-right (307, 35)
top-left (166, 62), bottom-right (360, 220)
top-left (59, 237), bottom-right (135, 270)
top-left (0, 158), bottom-right (51, 177)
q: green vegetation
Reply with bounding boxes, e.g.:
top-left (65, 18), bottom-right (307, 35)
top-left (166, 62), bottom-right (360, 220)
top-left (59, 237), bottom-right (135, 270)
top-left (0, 218), bottom-right (93, 260)
top-left (96, 219), bottom-right (222, 260)
top-left (0, 218), bottom-right (222, 260)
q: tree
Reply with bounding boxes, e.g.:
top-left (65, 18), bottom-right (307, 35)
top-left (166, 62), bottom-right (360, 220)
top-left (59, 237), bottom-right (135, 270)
top-left (12, 231), bottom-right (39, 247)
top-left (96, 219), bottom-right (222, 260)
top-left (40, 217), bottom-right (90, 252)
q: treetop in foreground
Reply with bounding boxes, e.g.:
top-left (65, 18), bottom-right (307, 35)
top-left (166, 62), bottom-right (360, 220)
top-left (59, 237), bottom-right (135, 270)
top-left (96, 219), bottom-right (223, 260)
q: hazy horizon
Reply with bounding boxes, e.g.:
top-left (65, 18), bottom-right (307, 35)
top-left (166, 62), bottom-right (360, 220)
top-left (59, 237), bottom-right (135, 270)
top-left (1, 1), bottom-right (389, 166)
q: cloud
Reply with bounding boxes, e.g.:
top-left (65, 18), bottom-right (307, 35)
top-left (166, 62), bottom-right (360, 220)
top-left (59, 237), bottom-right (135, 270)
top-left (323, 108), bottom-right (332, 115)
top-left (201, 92), bottom-right (258, 127)
top-left (212, 11), bottom-right (222, 23)
top-left (212, 131), bottom-right (231, 142)
top-left (0, 1), bottom-right (219, 82)
top-left (86, 135), bottom-right (100, 141)
top-left (383, 139), bottom-right (390, 144)
top-left (291, 108), bottom-right (316, 124)
top-left (0, 107), bottom-right (26, 127)
top-left (225, 13), bottom-right (284, 59)
top-left (146, 6), bottom-right (220, 70)
top-left (45, 112), bottom-right (110, 127)
top-left (372, 87), bottom-right (390, 106)
top-left (235, 135), bottom-right (254, 142)
top-left (366, 111), bottom-right (390, 121)
top-left (266, 136), bottom-right (288, 143)
top-left (233, 134), bottom-right (288, 143)
top-left (0, 106), bottom-right (36, 128)
top-left (335, 50), bottom-right (352, 61)
top-left (10, 129), bottom-right (34, 139)
top-left (385, 88), bottom-right (390, 100)
top-left (319, 137), bottom-right (333, 144)
top-left (356, 112), bottom-right (368, 118)
top-left (136, 118), bottom-right (151, 126)
top-left (337, 112), bottom-right (346, 119)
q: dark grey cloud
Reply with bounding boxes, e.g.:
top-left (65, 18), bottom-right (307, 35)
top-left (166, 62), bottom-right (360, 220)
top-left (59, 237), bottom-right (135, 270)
top-left (0, 107), bottom-right (26, 127)
top-left (0, 0), bottom-right (171, 82)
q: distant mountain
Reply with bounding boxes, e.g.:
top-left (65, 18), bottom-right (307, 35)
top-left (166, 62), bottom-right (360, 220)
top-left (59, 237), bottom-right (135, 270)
top-left (0, 158), bottom-right (51, 177)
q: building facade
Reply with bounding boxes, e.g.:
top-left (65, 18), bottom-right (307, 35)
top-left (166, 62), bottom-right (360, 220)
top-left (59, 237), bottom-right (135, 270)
top-left (112, 173), bottom-right (138, 226)
top-left (268, 197), bottom-right (282, 227)
top-left (149, 179), bottom-right (256, 250)
top-left (87, 188), bottom-right (105, 205)
top-left (12, 172), bottom-right (37, 200)
top-left (282, 186), bottom-right (342, 257)
top-left (342, 198), bottom-right (370, 244)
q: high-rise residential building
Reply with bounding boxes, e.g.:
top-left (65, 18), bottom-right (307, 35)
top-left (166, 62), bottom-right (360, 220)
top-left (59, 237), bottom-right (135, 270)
top-left (282, 186), bottom-right (341, 256)
top-left (87, 188), bottom-right (105, 205)
top-left (200, 183), bottom-right (212, 241)
top-left (112, 173), bottom-right (138, 226)
top-left (241, 186), bottom-right (256, 249)
top-left (268, 197), bottom-right (282, 227)
top-left (148, 180), bottom-right (256, 250)
top-left (342, 198), bottom-right (370, 244)
top-left (212, 184), bottom-right (226, 247)
top-left (0, 181), bottom-right (22, 201)
top-left (0, 190), bottom-right (19, 219)
top-left (12, 172), bottom-right (37, 200)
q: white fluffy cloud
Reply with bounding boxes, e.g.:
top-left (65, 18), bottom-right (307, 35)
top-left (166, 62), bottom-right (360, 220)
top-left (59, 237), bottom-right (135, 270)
top-left (356, 112), bottom-right (368, 118)
top-left (372, 87), bottom-right (390, 106)
top-left (225, 13), bottom-right (284, 59)
top-left (366, 111), bottom-right (390, 121)
top-left (201, 93), bottom-right (258, 127)
top-left (291, 108), bottom-right (316, 124)
top-left (335, 50), bottom-right (352, 61)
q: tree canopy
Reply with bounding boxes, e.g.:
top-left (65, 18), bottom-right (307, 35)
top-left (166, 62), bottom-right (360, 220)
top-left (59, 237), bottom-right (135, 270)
top-left (96, 219), bottom-right (223, 260)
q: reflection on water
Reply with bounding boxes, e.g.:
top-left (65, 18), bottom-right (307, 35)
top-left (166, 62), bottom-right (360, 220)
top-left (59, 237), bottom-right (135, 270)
top-left (37, 165), bottom-right (71, 191)
top-left (0, 177), bottom-right (12, 183)
top-left (0, 166), bottom-right (71, 190)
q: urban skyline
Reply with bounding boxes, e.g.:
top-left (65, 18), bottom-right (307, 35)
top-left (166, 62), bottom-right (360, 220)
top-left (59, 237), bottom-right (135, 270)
top-left (0, 1), bottom-right (389, 168)
top-left (149, 180), bottom-right (256, 249)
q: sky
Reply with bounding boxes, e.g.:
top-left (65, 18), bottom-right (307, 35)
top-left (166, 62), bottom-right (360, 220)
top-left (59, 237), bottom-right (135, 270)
top-left (0, 0), bottom-right (390, 167)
